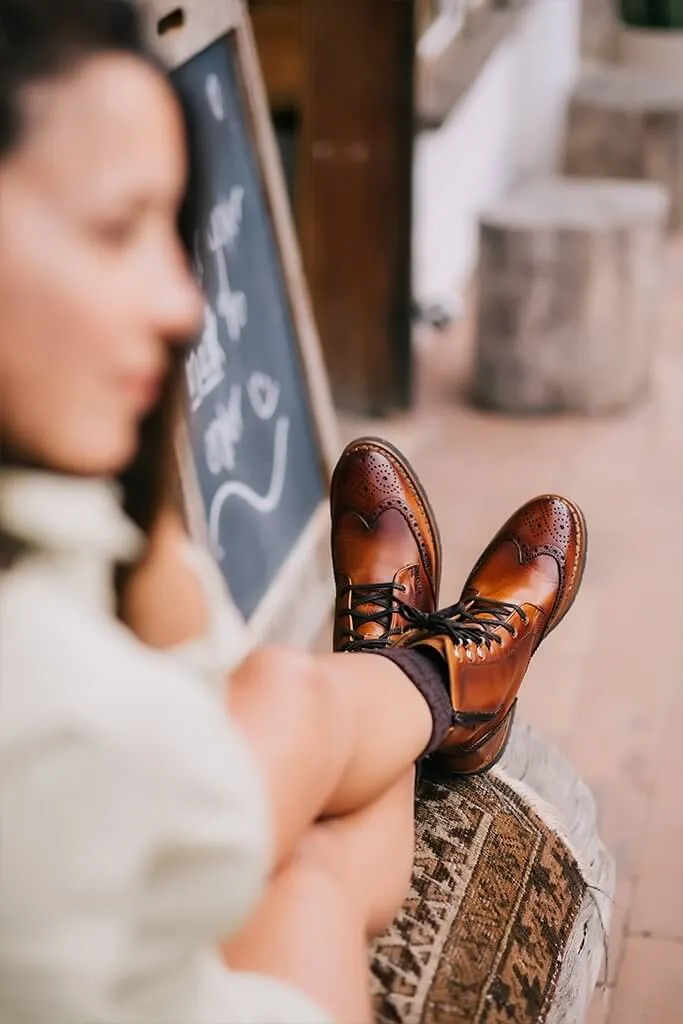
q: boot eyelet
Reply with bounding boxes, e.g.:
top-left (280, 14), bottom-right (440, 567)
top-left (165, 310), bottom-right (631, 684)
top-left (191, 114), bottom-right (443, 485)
top-left (466, 647), bottom-right (475, 662)
top-left (477, 646), bottom-right (486, 660)
top-left (511, 628), bottom-right (518, 639)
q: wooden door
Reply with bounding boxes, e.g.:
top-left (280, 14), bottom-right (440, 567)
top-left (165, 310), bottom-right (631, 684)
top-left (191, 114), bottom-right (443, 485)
top-left (251, 0), bottom-right (416, 416)
top-left (300, 0), bottom-right (415, 415)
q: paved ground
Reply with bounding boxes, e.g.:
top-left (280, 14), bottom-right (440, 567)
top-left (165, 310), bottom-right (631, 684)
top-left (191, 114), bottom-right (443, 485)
top-left (340, 242), bottom-right (683, 1022)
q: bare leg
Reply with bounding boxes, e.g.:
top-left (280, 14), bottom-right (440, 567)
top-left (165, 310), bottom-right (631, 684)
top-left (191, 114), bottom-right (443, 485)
top-left (229, 647), bottom-right (431, 867)
top-left (224, 850), bottom-right (373, 1023)
top-left (309, 768), bottom-right (416, 937)
top-left (223, 770), bottom-right (416, 1022)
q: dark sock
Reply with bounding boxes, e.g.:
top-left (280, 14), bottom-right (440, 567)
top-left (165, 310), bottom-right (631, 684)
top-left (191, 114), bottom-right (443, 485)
top-left (368, 647), bottom-right (453, 756)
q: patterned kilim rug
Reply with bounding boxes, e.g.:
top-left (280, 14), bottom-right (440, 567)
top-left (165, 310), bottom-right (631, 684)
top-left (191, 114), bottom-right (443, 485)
top-left (370, 721), bottom-right (615, 1024)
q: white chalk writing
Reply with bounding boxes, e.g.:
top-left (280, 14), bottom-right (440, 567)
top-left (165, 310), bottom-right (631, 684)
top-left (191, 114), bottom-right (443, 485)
top-left (247, 371), bottom-right (280, 421)
top-left (215, 246), bottom-right (247, 343)
top-left (193, 84), bottom-right (290, 539)
top-left (208, 189), bottom-right (248, 344)
top-left (206, 73), bottom-right (225, 122)
top-left (209, 416), bottom-right (290, 556)
top-left (208, 188), bottom-right (244, 253)
top-left (186, 303), bottom-right (226, 412)
top-left (204, 386), bottom-right (243, 476)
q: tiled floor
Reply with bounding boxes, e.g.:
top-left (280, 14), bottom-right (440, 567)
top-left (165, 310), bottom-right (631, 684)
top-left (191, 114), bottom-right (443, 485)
top-left (340, 243), bottom-right (683, 1022)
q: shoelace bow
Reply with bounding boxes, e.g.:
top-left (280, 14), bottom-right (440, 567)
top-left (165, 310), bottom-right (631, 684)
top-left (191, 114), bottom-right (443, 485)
top-left (337, 582), bottom-right (407, 652)
top-left (401, 595), bottom-right (529, 731)
top-left (399, 595), bottom-right (528, 649)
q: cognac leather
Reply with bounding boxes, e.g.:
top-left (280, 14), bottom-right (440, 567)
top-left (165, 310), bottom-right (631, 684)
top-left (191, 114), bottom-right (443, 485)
top-left (398, 495), bottom-right (587, 774)
top-left (331, 437), bottom-right (442, 652)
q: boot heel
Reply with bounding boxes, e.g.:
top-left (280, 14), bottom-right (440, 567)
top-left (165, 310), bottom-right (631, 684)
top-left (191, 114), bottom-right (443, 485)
top-left (436, 702), bottom-right (517, 776)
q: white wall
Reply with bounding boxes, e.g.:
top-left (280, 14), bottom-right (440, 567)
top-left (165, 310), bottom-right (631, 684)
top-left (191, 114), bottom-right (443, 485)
top-left (413, 0), bottom-right (582, 307)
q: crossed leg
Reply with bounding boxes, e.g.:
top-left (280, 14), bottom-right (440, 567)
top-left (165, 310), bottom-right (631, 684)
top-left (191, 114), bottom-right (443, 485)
top-left (223, 757), bottom-right (417, 1023)
top-left (228, 647), bottom-right (431, 865)
top-left (222, 646), bottom-right (432, 1022)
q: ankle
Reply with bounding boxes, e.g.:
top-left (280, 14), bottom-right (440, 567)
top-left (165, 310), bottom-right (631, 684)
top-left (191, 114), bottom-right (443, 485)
top-left (366, 647), bottom-right (453, 756)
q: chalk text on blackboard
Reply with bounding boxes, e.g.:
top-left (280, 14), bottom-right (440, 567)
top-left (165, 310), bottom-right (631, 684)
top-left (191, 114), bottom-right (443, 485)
top-left (208, 415), bottom-right (291, 555)
top-left (204, 386), bottom-right (243, 476)
top-left (205, 73), bottom-right (225, 122)
top-left (215, 246), bottom-right (247, 343)
top-left (208, 188), bottom-right (244, 253)
top-left (191, 70), bottom-right (293, 556)
top-left (208, 188), bottom-right (248, 344)
top-left (186, 302), bottom-right (227, 413)
top-left (247, 371), bottom-right (281, 421)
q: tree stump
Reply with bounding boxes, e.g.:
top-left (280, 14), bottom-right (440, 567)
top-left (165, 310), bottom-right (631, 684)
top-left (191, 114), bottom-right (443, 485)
top-left (564, 65), bottom-right (683, 231)
top-left (473, 176), bottom-right (669, 415)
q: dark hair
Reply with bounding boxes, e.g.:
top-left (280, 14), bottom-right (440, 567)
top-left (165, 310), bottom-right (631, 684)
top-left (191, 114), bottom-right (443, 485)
top-left (0, 0), bottom-right (198, 549)
top-left (0, 0), bottom-right (151, 158)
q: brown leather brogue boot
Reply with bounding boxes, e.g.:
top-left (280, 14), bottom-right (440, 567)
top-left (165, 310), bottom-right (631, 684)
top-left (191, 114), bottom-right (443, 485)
top-left (331, 437), bottom-right (442, 652)
top-left (397, 495), bottom-right (587, 774)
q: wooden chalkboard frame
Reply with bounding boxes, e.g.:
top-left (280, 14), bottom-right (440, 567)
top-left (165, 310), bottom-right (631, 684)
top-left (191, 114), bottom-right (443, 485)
top-left (140, 0), bottom-right (338, 656)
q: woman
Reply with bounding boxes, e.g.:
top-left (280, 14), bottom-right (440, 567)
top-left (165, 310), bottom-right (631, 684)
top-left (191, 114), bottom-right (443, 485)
top-left (0, 2), bottom-right (587, 1021)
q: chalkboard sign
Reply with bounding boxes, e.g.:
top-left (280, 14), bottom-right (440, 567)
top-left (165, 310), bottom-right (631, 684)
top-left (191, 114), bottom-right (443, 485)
top-left (171, 39), bottom-right (324, 620)
top-left (144, 1), bottom-right (338, 652)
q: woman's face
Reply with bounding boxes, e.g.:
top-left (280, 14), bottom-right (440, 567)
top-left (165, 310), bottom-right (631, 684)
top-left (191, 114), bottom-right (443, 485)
top-left (0, 54), bottom-right (202, 474)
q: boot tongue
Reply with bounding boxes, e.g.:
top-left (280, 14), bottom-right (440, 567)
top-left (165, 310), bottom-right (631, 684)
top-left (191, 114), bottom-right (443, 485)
top-left (348, 558), bottom-right (402, 589)
top-left (340, 508), bottom-right (419, 592)
top-left (347, 563), bottom-right (400, 643)
top-left (334, 508), bottom-right (421, 643)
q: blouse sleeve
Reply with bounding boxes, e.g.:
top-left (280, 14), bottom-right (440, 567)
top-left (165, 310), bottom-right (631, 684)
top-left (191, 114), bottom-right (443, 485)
top-left (0, 575), bottom-right (330, 1024)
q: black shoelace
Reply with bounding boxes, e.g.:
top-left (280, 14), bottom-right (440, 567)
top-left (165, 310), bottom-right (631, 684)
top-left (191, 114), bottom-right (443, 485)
top-left (399, 596), bottom-right (528, 649)
top-left (337, 582), bottom-right (407, 652)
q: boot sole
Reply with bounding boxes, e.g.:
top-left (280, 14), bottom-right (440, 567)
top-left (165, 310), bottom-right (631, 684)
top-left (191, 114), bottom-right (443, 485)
top-left (436, 701), bottom-right (517, 777)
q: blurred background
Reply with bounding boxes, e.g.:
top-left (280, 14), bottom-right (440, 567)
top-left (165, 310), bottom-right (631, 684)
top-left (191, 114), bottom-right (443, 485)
top-left (247, 1), bottom-right (682, 1020)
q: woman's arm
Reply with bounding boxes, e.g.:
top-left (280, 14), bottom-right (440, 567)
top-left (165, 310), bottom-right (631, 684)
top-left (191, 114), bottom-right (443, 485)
top-left (118, 507), bottom-right (211, 649)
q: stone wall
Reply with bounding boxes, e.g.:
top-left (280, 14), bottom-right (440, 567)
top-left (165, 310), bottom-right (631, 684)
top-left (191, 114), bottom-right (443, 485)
top-left (412, 0), bottom-right (581, 305)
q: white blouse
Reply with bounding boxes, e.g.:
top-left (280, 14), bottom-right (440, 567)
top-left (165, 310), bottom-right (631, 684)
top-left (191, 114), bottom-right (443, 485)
top-left (0, 470), bottom-right (330, 1024)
